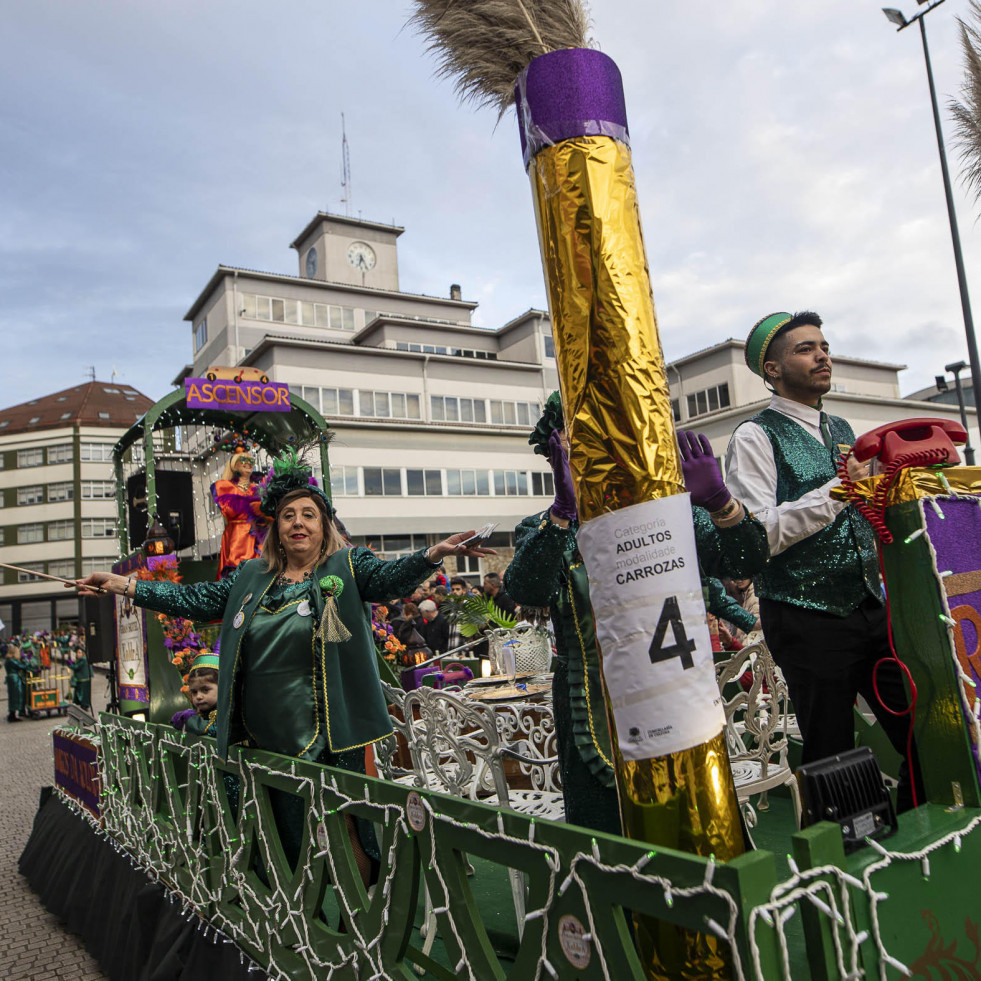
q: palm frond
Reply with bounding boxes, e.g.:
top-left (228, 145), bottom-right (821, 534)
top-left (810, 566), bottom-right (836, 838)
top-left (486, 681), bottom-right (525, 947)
top-left (439, 594), bottom-right (517, 635)
top-left (408, 0), bottom-right (591, 116)
top-left (951, 0), bottom-right (981, 206)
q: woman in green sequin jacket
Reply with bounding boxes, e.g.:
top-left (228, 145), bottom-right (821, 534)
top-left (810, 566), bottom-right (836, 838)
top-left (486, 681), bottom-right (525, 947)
top-left (77, 490), bottom-right (494, 765)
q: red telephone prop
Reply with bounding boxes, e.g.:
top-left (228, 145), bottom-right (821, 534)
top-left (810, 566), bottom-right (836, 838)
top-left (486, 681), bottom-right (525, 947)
top-left (839, 417), bottom-right (968, 545)
top-left (852, 417), bottom-right (967, 469)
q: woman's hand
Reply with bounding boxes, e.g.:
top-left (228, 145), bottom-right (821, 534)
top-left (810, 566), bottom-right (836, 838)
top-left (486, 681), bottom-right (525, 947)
top-left (73, 572), bottom-right (129, 597)
top-left (428, 531), bottom-right (498, 563)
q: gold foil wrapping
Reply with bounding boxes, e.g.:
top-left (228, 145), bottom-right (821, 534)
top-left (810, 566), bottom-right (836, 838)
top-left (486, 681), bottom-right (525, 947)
top-left (527, 135), bottom-right (743, 978)
top-left (529, 137), bottom-right (684, 520)
top-left (832, 465), bottom-right (981, 506)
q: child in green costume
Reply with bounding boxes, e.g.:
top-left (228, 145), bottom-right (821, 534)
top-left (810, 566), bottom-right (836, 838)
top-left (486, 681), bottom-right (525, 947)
top-left (68, 646), bottom-right (93, 711)
top-left (4, 645), bottom-right (26, 722)
top-left (171, 652), bottom-right (219, 737)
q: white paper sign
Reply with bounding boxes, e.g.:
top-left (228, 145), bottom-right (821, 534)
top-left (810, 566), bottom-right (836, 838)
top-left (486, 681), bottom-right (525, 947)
top-left (576, 493), bottom-right (724, 761)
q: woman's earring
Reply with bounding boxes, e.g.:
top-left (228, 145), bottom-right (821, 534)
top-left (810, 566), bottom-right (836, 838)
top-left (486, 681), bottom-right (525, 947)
top-left (278, 543), bottom-right (286, 558)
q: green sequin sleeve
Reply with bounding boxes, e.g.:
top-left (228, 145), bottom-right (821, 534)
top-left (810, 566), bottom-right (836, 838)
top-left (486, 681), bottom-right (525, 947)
top-left (133, 565), bottom-right (239, 621)
top-left (503, 512), bottom-right (577, 608)
top-left (349, 546), bottom-right (436, 603)
top-left (692, 506), bottom-right (768, 580)
top-left (703, 576), bottom-right (757, 633)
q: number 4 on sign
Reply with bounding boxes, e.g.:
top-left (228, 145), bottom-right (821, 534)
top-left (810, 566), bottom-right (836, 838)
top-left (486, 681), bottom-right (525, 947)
top-left (649, 596), bottom-right (696, 669)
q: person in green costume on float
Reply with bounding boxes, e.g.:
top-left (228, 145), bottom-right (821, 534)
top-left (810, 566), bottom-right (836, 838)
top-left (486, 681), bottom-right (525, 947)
top-left (76, 446), bottom-right (495, 880)
top-left (504, 393), bottom-right (770, 834)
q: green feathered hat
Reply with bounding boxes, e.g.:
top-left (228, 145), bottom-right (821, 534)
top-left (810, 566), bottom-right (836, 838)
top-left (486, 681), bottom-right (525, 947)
top-left (745, 312), bottom-right (793, 379)
top-left (258, 446), bottom-right (334, 518)
top-left (529, 391), bottom-right (565, 457)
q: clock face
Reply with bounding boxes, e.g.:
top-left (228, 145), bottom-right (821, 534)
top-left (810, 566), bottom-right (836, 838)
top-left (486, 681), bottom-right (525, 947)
top-left (305, 247), bottom-right (318, 278)
top-left (347, 241), bottom-right (376, 272)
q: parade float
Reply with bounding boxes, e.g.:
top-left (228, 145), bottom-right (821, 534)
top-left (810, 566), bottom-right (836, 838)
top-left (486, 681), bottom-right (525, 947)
top-left (18, 4), bottom-right (981, 979)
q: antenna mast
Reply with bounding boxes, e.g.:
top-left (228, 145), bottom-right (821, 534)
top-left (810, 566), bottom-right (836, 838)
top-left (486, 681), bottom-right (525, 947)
top-left (340, 113), bottom-right (352, 217)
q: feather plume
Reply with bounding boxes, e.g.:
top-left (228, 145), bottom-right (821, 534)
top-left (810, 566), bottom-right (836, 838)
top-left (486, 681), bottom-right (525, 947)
top-left (951, 0), bottom-right (981, 208)
top-left (409, 0), bottom-right (591, 116)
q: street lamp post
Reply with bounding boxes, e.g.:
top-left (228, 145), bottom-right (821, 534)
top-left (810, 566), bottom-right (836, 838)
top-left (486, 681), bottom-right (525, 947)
top-left (883, 1), bottom-right (981, 426)
top-left (943, 360), bottom-right (976, 464)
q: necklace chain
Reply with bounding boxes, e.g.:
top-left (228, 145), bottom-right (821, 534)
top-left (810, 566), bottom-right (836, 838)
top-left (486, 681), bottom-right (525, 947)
top-left (276, 567), bottom-right (315, 586)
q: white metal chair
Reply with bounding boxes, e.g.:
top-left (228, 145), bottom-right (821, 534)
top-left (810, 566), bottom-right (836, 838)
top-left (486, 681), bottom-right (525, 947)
top-left (401, 686), bottom-right (563, 934)
top-left (715, 641), bottom-right (800, 841)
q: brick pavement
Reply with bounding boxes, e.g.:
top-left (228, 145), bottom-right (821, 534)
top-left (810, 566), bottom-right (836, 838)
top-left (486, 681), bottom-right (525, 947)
top-left (0, 673), bottom-right (110, 980)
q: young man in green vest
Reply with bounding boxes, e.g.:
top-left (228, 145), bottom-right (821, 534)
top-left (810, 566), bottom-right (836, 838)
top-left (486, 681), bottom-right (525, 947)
top-left (726, 311), bottom-right (924, 811)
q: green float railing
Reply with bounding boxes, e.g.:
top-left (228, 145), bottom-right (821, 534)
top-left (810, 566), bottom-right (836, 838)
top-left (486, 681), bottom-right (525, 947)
top-left (89, 715), bottom-right (981, 980)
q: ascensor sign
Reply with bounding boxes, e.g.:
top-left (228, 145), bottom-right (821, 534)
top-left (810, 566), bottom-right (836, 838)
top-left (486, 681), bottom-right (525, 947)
top-left (185, 378), bottom-right (291, 412)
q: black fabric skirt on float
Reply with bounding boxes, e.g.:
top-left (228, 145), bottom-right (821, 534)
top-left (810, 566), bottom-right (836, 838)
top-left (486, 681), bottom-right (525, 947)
top-left (19, 788), bottom-right (263, 981)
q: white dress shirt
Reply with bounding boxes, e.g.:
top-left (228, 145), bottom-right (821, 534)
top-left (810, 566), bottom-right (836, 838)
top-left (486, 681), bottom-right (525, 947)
top-left (724, 395), bottom-right (847, 557)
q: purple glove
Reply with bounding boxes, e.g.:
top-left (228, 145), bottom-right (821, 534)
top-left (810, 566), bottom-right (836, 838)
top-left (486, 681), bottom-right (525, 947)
top-left (548, 430), bottom-right (578, 522)
top-left (170, 708), bottom-right (197, 731)
top-left (678, 430), bottom-right (732, 512)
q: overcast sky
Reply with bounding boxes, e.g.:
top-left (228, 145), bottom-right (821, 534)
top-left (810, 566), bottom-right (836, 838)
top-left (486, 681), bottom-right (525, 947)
top-left (4, 0), bottom-right (981, 407)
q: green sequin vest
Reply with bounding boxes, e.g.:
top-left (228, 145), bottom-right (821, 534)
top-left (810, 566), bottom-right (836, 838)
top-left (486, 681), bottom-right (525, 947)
top-left (746, 408), bottom-right (881, 616)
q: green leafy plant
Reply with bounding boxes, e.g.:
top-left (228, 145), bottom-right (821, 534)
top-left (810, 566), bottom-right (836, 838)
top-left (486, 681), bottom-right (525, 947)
top-left (440, 594), bottom-right (517, 637)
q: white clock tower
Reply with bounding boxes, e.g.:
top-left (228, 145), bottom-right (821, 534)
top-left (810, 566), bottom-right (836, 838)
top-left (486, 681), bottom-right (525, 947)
top-left (290, 213), bottom-right (402, 291)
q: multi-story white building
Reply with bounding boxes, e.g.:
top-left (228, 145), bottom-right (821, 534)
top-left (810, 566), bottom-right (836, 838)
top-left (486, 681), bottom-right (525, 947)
top-left (0, 382), bottom-right (153, 635)
top-left (176, 213), bottom-right (561, 575)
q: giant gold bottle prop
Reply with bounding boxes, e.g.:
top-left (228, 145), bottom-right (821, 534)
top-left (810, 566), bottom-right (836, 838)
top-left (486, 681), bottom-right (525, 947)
top-left (515, 49), bottom-right (745, 978)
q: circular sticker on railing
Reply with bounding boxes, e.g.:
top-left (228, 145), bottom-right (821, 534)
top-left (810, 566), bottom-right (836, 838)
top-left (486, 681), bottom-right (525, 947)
top-left (406, 791), bottom-right (426, 832)
top-left (558, 914), bottom-right (591, 968)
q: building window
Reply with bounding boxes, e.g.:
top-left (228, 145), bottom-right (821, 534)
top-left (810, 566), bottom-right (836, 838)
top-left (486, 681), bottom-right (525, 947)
top-left (363, 468), bottom-right (402, 496)
top-left (320, 388), bottom-right (356, 416)
top-left (531, 472), bottom-right (556, 496)
top-left (81, 557), bottom-right (110, 576)
top-left (48, 482), bottom-right (74, 502)
top-left (17, 448), bottom-right (44, 468)
top-left (431, 396), bottom-right (487, 423)
top-left (671, 399), bottom-right (681, 422)
top-left (60, 412), bottom-right (71, 420)
top-left (446, 470), bottom-right (491, 496)
top-left (494, 470), bottom-right (530, 496)
top-left (193, 318), bottom-right (208, 352)
top-left (242, 293), bottom-right (356, 331)
top-left (17, 562), bottom-right (45, 582)
top-left (0, 528), bottom-right (4, 544)
top-left (98, 411), bottom-right (111, 420)
top-left (543, 335), bottom-right (555, 358)
top-left (79, 442), bottom-right (114, 462)
top-left (81, 480), bottom-right (115, 500)
top-left (48, 520), bottom-right (75, 541)
top-left (406, 469), bottom-right (443, 496)
top-left (489, 400), bottom-right (540, 426)
top-left (360, 390), bottom-right (422, 419)
top-left (17, 485), bottom-right (44, 506)
top-left (18, 523), bottom-right (45, 544)
top-left (48, 444), bottom-right (73, 464)
top-left (328, 466), bottom-right (359, 497)
top-left (48, 559), bottom-right (76, 579)
top-left (686, 383), bottom-right (731, 419)
top-left (81, 518), bottom-right (116, 538)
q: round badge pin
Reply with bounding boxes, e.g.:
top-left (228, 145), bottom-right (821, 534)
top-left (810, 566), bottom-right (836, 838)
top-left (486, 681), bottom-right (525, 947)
top-left (297, 599), bottom-right (312, 617)
top-left (406, 791), bottom-right (426, 832)
top-left (232, 611), bottom-right (245, 629)
top-left (558, 915), bottom-right (591, 969)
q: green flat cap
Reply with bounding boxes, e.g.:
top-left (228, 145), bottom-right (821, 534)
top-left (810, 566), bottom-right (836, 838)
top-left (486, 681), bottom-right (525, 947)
top-left (745, 312), bottom-right (792, 378)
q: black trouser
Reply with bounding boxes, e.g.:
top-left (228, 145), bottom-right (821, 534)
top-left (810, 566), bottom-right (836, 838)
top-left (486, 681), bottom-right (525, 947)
top-left (759, 595), bottom-right (925, 813)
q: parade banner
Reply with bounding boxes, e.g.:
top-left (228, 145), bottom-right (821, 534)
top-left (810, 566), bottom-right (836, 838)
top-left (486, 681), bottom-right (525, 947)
top-left (115, 593), bottom-right (148, 702)
top-left (924, 497), bottom-right (981, 787)
top-left (577, 494), bottom-right (722, 760)
top-left (53, 729), bottom-right (101, 817)
top-left (185, 378), bottom-right (290, 412)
